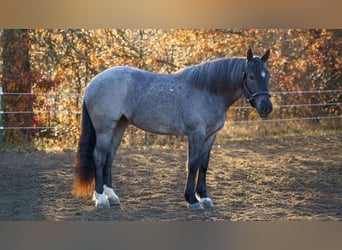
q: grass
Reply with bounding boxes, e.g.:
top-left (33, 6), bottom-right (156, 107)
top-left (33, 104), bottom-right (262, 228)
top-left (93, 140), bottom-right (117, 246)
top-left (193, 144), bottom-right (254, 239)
top-left (218, 119), bottom-right (342, 142)
top-left (1, 121), bottom-right (341, 152)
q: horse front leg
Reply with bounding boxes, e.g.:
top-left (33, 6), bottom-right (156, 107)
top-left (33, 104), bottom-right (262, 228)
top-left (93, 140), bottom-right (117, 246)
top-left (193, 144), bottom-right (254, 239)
top-left (196, 133), bottom-right (217, 208)
top-left (185, 131), bottom-right (206, 210)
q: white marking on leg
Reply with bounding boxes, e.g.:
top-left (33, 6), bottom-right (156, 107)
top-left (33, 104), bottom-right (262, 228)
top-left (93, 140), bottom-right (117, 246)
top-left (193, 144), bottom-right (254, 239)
top-left (103, 185), bottom-right (120, 205)
top-left (200, 197), bottom-right (215, 208)
top-left (93, 191), bottom-right (110, 208)
top-left (188, 202), bottom-right (205, 210)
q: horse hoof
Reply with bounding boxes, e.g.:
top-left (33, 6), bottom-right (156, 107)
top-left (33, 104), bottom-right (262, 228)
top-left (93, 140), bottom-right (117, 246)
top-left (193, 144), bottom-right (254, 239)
top-left (188, 202), bottom-right (205, 210)
top-left (108, 196), bottom-right (120, 206)
top-left (93, 191), bottom-right (110, 208)
top-left (103, 185), bottom-right (120, 205)
top-left (96, 201), bottom-right (110, 209)
top-left (200, 197), bottom-right (215, 208)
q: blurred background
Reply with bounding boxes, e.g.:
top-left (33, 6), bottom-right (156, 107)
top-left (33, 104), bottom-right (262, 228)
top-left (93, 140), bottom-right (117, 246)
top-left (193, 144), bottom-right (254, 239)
top-left (0, 29), bottom-right (341, 151)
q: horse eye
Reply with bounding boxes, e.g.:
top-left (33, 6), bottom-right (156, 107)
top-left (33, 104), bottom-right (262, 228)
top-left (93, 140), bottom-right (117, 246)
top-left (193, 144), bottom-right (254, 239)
top-left (248, 75), bottom-right (254, 80)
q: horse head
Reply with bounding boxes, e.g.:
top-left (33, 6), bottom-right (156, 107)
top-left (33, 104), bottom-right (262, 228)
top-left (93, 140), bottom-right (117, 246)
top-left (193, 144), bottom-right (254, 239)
top-left (242, 49), bottom-right (273, 118)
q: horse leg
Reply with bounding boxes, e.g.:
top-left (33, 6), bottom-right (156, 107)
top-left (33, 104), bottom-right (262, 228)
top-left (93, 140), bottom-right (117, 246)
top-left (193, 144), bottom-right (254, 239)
top-left (102, 140), bottom-right (120, 206)
top-left (196, 133), bottom-right (217, 208)
top-left (103, 117), bottom-right (129, 205)
top-left (185, 130), bottom-right (206, 210)
top-left (93, 129), bottom-right (115, 208)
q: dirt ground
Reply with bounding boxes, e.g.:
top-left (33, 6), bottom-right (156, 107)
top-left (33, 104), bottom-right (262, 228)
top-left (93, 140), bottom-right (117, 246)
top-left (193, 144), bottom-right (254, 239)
top-left (0, 134), bottom-right (341, 221)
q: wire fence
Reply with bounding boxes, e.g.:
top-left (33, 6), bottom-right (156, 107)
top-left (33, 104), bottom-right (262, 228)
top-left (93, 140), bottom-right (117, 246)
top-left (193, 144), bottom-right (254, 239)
top-left (0, 89), bottom-right (341, 129)
top-left (0, 87), bottom-right (341, 149)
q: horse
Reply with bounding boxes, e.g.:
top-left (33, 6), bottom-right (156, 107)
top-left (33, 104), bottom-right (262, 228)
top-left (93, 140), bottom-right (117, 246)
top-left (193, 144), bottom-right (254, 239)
top-left (74, 48), bottom-right (273, 210)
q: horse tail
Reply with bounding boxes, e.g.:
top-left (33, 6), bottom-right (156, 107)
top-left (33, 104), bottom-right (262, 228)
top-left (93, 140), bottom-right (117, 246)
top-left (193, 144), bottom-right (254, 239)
top-left (74, 101), bottom-right (96, 197)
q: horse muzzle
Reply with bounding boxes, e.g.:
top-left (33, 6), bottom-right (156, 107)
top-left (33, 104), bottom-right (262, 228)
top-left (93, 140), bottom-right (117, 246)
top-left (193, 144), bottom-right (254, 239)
top-left (256, 97), bottom-right (273, 118)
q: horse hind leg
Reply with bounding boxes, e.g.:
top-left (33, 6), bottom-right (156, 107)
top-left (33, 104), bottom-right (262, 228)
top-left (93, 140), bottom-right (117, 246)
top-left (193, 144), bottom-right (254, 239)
top-left (103, 117), bottom-right (129, 206)
top-left (102, 143), bottom-right (120, 206)
top-left (93, 129), bottom-right (116, 208)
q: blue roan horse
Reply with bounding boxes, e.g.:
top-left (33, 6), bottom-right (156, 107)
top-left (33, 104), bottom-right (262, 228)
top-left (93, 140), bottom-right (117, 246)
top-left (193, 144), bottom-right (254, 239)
top-left (74, 49), bottom-right (273, 210)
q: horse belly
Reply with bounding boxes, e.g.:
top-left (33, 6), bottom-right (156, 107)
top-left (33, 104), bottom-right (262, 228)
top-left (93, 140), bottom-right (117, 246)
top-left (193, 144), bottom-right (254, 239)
top-left (127, 73), bottom-right (187, 135)
top-left (130, 104), bottom-right (185, 135)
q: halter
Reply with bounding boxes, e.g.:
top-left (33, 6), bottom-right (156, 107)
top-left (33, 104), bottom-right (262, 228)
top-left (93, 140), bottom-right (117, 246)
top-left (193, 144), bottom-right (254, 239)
top-left (241, 72), bottom-right (271, 107)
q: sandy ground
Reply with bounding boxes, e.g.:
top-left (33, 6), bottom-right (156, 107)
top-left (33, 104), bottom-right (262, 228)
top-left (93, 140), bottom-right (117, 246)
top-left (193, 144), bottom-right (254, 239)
top-left (0, 135), bottom-right (341, 221)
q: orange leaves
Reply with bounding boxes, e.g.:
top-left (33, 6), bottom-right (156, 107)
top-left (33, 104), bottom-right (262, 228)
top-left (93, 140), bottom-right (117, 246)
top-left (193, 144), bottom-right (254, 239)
top-left (1, 29), bottom-right (341, 148)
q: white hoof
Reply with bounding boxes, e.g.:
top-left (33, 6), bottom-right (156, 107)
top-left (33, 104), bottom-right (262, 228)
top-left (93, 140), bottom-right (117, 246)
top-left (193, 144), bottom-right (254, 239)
top-left (93, 191), bottom-right (110, 208)
top-left (103, 185), bottom-right (120, 205)
top-left (200, 197), bottom-right (215, 208)
top-left (188, 202), bottom-right (205, 210)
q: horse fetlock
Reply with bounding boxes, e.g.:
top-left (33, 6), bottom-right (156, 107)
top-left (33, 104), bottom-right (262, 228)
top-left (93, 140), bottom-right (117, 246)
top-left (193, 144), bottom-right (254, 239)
top-left (103, 185), bottom-right (120, 205)
top-left (93, 191), bottom-right (110, 208)
top-left (188, 202), bottom-right (205, 210)
top-left (200, 197), bottom-right (215, 208)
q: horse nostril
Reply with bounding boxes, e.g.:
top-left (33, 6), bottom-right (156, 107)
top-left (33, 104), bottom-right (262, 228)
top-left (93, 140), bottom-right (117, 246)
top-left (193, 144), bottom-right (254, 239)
top-left (260, 101), bottom-right (266, 113)
top-left (266, 100), bottom-right (273, 114)
top-left (258, 99), bottom-right (272, 117)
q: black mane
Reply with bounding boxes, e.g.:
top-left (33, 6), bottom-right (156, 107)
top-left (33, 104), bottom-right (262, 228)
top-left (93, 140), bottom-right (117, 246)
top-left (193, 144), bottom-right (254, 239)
top-left (175, 58), bottom-right (247, 94)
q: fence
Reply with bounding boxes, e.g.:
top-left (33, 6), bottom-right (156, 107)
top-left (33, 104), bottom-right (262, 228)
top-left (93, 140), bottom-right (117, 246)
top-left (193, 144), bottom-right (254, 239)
top-left (0, 87), bottom-right (341, 150)
top-left (0, 87), bottom-right (2, 149)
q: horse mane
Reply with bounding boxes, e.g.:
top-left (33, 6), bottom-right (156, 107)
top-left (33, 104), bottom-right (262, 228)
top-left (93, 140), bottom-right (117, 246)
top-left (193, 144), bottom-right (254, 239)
top-left (175, 58), bottom-right (246, 94)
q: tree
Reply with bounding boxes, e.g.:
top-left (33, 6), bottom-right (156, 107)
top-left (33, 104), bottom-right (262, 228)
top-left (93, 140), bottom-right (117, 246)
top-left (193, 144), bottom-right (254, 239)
top-left (1, 29), bottom-right (340, 149)
top-left (1, 29), bottom-right (34, 143)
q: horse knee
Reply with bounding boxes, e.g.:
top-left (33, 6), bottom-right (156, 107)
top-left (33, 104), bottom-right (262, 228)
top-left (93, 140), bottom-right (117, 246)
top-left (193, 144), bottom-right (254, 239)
top-left (188, 157), bottom-right (200, 170)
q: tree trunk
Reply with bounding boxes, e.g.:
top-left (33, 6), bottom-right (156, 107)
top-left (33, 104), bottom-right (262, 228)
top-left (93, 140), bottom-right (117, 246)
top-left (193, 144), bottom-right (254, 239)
top-left (1, 29), bottom-right (34, 144)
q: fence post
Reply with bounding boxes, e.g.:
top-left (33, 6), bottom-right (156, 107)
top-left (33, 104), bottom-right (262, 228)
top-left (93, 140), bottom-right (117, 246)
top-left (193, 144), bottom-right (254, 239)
top-left (0, 87), bottom-right (3, 151)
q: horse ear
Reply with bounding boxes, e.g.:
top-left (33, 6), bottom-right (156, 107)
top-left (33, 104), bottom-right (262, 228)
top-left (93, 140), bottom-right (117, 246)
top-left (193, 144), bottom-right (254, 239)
top-left (247, 49), bottom-right (253, 61)
top-left (261, 49), bottom-right (270, 62)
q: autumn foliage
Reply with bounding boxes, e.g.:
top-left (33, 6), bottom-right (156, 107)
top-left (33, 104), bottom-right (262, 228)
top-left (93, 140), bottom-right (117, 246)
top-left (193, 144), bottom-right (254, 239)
top-left (0, 29), bottom-right (341, 150)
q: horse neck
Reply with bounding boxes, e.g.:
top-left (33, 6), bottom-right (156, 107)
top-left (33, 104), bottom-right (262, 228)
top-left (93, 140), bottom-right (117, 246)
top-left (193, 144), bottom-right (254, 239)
top-left (205, 57), bottom-right (246, 97)
top-left (221, 58), bottom-right (246, 108)
top-left (226, 57), bottom-right (246, 83)
top-left (175, 57), bottom-right (246, 108)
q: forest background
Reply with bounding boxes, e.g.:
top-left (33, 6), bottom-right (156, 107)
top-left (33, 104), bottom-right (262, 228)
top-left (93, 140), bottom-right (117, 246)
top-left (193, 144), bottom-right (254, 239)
top-left (0, 29), bottom-right (341, 151)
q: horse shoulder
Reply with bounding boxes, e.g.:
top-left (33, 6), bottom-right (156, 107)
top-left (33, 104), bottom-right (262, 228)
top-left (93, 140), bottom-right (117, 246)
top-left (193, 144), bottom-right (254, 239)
top-left (181, 89), bottom-right (226, 134)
